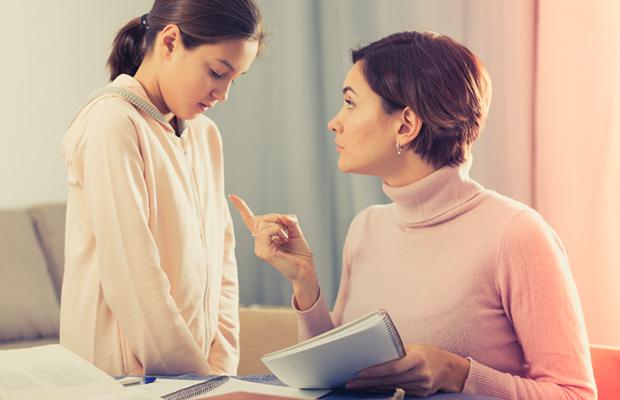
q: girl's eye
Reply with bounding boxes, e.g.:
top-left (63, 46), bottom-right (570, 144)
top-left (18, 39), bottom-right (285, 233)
top-left (345, 99), bottom-right (355, 110)
top-left (210, 69), bottom-right (224, 79)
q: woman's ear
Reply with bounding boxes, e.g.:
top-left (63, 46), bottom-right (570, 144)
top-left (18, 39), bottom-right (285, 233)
top-left (396, 107), bottom-right (422, 147)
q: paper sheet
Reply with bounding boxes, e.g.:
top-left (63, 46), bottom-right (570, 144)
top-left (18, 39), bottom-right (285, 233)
top-left (0, 344), bottom-right (125, 400)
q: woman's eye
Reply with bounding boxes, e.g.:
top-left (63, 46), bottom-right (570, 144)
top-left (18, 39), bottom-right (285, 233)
top-left (345, 99), bottom-right (355, 109)
top-left (209, 69), bottom-right (224, 79)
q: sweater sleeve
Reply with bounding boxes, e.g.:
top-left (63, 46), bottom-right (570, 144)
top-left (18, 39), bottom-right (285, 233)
top-left (293, 211), bottom-right (360, 341)
top-left (462, 210), bottom-right (596, 399)
top-left (207, 199), bottom-right (240, 375)
top-left (80, 103), bottom-right (211, 375)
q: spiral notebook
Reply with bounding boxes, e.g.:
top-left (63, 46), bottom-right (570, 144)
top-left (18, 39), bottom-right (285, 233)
top-left (162, 376), bottom-right (230, 400)
top-left (155, 376), bottom-right (329, 400)
top-left (261, 309), bottom-right (405, 389)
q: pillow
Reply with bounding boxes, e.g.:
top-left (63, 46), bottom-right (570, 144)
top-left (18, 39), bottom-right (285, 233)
top-left (28, 204), bottom-right (66, 301)
top-left (0, 209), bottom-right (60, 341)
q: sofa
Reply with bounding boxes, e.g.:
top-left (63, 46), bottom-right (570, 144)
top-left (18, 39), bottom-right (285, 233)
top-left (0, 203), bottom-right (297, 375)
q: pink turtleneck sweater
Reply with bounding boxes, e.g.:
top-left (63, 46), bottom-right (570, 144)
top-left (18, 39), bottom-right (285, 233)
top-left (294, 161), bottom-right (596, 400)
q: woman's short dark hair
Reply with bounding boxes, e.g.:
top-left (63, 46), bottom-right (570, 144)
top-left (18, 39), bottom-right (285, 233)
top-left (352, 31), bottom-right (491, 168)
top-left (107, 0), bottom-right (265, 81)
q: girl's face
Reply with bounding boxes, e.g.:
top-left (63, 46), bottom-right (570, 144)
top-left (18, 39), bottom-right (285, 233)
top-left (158, 31), bottom-right (259, 120)
top-left (327, 62), bottom-right (403, 176)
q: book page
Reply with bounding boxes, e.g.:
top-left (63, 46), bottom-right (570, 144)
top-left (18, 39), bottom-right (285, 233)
top-left (0, 344), bottom-right (125, 400)
top-left (263, 311), bottom-right (384, 358)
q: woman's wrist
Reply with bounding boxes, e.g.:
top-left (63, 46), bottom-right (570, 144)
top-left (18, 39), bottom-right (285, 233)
top-left (291, 264), bottom-right (320, 311)
top-left (441, 352), bottom-right (470, 392)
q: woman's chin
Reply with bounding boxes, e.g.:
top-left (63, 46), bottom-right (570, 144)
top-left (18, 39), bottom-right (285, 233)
top-left (337, 158), bottom-right (356, 174)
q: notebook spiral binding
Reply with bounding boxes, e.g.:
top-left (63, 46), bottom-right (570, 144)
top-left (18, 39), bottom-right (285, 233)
top-left (380, 311), bottom-right (406, 358)
top-left (162, 375), bottom-right (230, 400)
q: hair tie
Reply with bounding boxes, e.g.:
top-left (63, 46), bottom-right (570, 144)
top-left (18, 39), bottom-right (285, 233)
top-left (140, 14), bottom-right (149, 30)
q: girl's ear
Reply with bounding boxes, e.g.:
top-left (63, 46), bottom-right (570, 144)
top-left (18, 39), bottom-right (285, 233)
top-left (158, 24), bottom-right (182, 58)
top-left (396, 107), bottom-right (423, 147)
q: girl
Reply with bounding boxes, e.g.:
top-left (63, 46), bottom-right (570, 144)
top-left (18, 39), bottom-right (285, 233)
top-left (230, 31), bottom-right (596, 399)
top-left (60, 0), bottom-right (263, 376)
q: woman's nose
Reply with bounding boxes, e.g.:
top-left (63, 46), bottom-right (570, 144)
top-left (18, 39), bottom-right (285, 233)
top-left (327, 115), bottom-right (341, 134)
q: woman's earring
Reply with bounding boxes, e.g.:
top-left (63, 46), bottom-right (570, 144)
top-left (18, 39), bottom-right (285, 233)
top-left (396, 140), bottom-right (402, 156)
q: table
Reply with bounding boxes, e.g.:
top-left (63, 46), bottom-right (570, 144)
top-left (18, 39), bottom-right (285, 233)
top-left (166, 374), bottom-right (499, 399)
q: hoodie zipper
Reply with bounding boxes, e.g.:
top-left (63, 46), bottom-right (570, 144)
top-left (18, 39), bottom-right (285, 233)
top-left (177, 133), bottom-right (211, 349)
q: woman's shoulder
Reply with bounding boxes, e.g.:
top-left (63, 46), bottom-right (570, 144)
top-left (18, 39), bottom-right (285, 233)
top-left (475, 189), bottom-right (540, 226)
top-left (347, 203), bottom-right (393, 233)
top-left (479, 190), bottom-right (564, 255)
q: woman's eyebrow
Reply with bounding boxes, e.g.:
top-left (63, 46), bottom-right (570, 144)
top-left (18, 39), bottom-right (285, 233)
top-left (343, 86), bottom-right (358, 96)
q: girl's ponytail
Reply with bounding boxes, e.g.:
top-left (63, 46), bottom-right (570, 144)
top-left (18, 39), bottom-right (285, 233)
top-left (106, 1), bottom-right (265, 82)
top-left (106, 16), bottom-right (148, 81)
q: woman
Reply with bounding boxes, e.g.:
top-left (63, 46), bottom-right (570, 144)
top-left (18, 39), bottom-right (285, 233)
top-left (60, 0), bottom-right (263, 376)
top-left (230, 31), bottom-right (596, 399)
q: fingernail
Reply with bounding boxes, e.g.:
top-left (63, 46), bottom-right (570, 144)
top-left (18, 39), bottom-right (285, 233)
top-left (357, 371), bottom-right (368, 378)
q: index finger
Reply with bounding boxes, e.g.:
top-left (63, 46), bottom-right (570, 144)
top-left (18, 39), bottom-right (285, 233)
top-left (228, 194), bottom-right (256, 233)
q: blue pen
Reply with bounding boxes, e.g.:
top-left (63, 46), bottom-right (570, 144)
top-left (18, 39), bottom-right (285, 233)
top-left (119, 376), bottom-right (157, 386)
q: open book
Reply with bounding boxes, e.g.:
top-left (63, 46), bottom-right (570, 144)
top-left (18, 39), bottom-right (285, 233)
top-left (261, 309), bottom-right (406, 389)
top-left (0, 344), bottom-right (125, 400)
top-left (0, 345), bottom-right (329, 400)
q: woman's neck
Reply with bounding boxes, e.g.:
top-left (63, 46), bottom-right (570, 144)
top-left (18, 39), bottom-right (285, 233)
top-left (382, 152), bottom-right (437, 187)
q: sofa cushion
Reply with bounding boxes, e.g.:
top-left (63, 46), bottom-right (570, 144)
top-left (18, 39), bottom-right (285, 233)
top-left (28, 204), bottom-right (66, 300)
top-left (238, 306), bottom-right (298, 375)
top-left (0, 209), bottom-right (60, 341)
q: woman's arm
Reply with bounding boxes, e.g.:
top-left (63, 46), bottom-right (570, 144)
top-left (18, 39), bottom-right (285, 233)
top-left (228, 195), bottom-right (337, 338)
top-left (461, 210), bottom-right (595, 399)
top-left (81, 104), bottom-right (211, 375)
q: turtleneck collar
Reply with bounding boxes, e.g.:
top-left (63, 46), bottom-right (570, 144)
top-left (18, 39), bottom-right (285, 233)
top-left (382, 158), bottom-right (484, 227)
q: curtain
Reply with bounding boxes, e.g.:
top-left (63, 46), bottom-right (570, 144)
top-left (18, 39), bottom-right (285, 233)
top-left (535, 0), bottom-right (620, 346)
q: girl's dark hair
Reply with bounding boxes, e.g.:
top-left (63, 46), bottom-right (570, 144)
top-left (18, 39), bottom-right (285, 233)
top-left (107, 0), bottom-right (265, 81)
top-left (352, 31), bottom-right (491, 168)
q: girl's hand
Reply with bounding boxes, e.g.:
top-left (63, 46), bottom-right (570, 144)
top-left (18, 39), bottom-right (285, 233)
top-left (228, 195), bottom-right (319, 308)
top-left (345, 344), bottom-right (470, 398)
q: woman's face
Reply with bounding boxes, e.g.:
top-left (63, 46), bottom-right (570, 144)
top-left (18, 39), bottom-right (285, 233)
top-left (327, 62), bottom-right (401, 176)
top-left (159, 35), bottom-right (259, 120)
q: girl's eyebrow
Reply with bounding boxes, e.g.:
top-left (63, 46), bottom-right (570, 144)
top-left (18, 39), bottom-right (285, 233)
top-left (217, 58), bottom-right (236, 73)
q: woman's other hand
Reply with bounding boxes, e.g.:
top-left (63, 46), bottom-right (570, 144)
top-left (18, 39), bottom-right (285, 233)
top-left (345, 344), bottom-right (471, 397)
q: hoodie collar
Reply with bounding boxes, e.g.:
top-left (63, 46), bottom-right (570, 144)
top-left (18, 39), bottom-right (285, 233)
top-left (88, 74), bottom-right (186, 135)
top-left (382, 158), bottom-right (484, 227)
